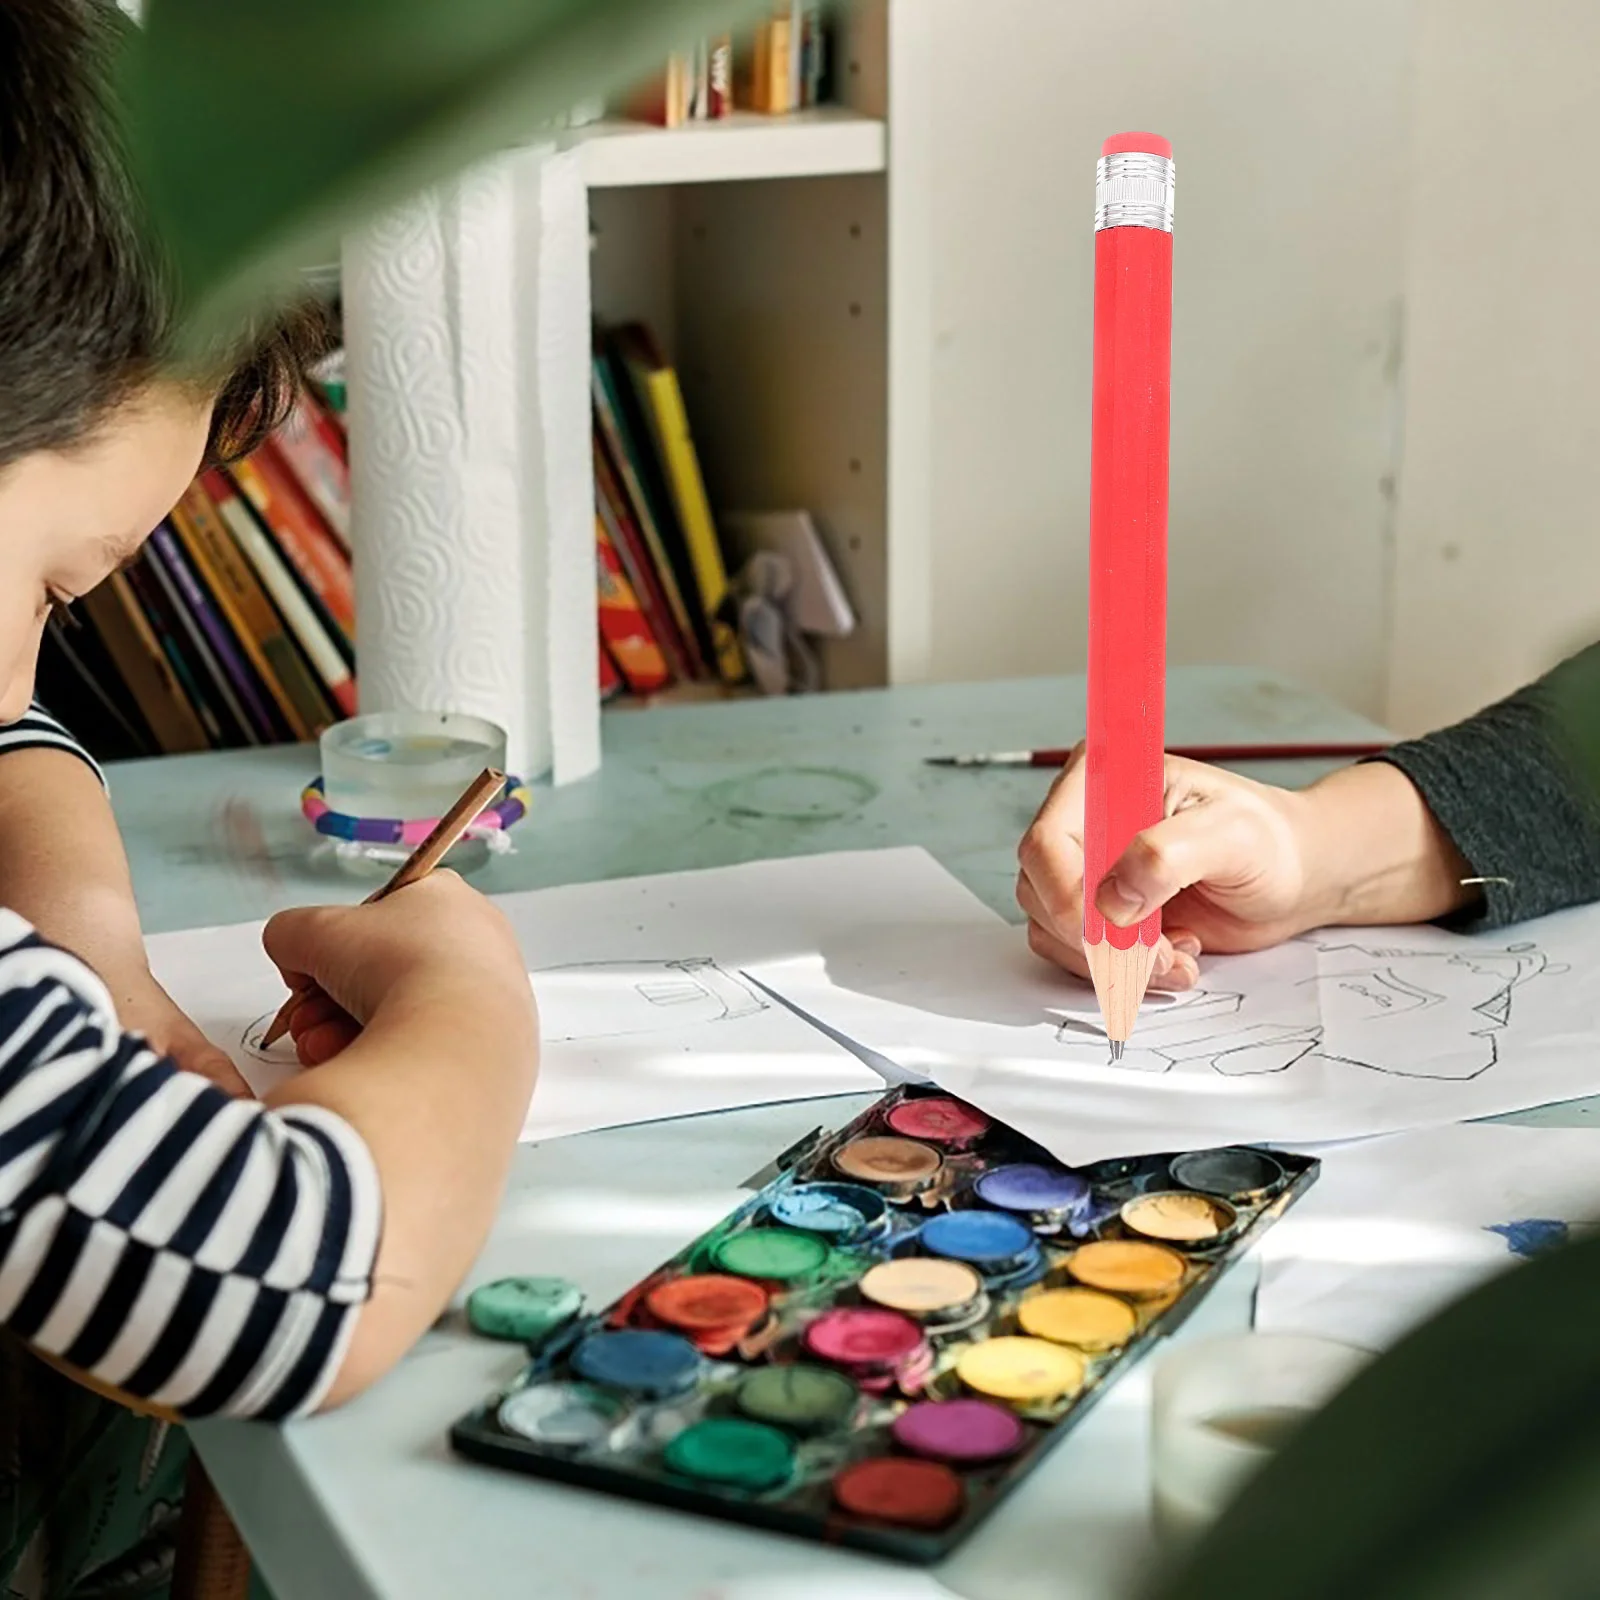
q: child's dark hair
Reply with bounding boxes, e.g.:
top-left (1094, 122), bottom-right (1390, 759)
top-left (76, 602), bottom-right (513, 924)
top-left (0, 0), bottom-right (335, 471)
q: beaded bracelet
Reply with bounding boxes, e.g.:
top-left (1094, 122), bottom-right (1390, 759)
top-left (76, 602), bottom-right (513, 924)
top-left (300, 775), bottom-right (532, 846)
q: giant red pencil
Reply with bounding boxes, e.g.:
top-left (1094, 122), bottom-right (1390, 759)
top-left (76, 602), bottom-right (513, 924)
top-left (1083, 132), bottom-right (1174, 1059)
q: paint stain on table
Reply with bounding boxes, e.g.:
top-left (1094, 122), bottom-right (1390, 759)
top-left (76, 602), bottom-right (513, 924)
top-left (707, 766), bottom-right (879, 824)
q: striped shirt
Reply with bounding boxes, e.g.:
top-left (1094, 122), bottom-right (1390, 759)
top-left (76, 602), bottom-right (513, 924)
top-left (0, 712), bottom-right (382, 1419)
top-left (0, 702), bottom-right (105, 784)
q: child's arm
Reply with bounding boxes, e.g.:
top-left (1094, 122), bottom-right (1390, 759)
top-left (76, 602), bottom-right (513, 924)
top-left (0, 708), bottom-right (244, 1091)
top-left (0, 875), bottom-right (537, 1418)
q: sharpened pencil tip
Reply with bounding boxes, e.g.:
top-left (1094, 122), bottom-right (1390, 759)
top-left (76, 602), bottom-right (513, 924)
top-left (1108, 1040), bottom-right (1124, 1064)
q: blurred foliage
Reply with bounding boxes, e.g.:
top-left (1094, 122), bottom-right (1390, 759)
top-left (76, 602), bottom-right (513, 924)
top-left (1149, 1230), bottom-right (1600, 1600)
top-left (123, 0), bottom-right (776, 340)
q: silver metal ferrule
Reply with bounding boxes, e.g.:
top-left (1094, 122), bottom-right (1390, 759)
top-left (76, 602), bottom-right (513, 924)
top-left (1095, 152), bottom-right (1175, 232)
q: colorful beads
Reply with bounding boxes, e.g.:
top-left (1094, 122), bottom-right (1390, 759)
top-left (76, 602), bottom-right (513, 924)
top-left (300, 775), bottom-right (531, 844)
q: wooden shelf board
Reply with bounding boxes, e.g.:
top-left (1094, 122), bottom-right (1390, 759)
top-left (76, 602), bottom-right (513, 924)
top-left (564, 108), bottom-right (886, 189)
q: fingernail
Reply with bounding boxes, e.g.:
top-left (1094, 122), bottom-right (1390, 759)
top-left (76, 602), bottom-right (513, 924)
top-left (1158, 953), bottom-right (1196, 992)
top-left (1170, 933), bottom-right (1202, 959)
top-left (1097, 875), bottom-right (1147, 925)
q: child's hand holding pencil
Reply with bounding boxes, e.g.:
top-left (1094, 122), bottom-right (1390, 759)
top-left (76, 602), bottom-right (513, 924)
top-left (259, 767), bottom-right (505, 1056)
top-left (262, 870), bottom-right (529, 1066)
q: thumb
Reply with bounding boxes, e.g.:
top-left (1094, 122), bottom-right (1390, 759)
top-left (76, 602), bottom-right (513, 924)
top-left (1095, 801), bottom-right (1259, 927)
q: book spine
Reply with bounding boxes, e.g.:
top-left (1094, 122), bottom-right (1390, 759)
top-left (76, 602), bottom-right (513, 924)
top-left (596, 515), bottom-right (672, 693)
top-left (591, 361), bottom-right (708, 676)
top-left (789, 1), bottom-right (803, 111)
top-left (760, 11), bottom-right (792, 114)
top-left (802, 5), bottom-right (824, 106)
top-left (36, 612), bottom-right (154, 760)
top-left (595, 442), bottom-right (692, 682)
top-left (664, 51), bottom-right (691, 128)
top-left (748, 24), bottom-right (770, 113)
top-left (691, 39), bottom-right (709, 121)
top-left (171, 486), bottom-right (329, 739)
top-left (598, 641), bottom-right (625, 701)
top-left (638, 363), bottom-right (747, 685)
top-left (121, 556), bottom-right (228, 747)
top-left (208, 471), bottom-right (358, 717)
top-left (708, 35), bottom-right (733, 119)
top-left (147, 521), bottom-right (277, 743)
top-left (269, 397), bottom-right (352, 549)
top-left (77, 578), bottom-right (210, 754)
top-left (226, 454), bottom-right (356, 645)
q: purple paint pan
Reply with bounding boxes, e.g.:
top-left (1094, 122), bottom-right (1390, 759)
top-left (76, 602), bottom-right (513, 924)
top-left (974, 1163), bottom-right (1091, 1220)
top-left (891, 1399), bottom-right (1027, 1465)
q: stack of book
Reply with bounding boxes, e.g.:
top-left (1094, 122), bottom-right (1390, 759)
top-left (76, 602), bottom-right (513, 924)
top-left (42, 325), bottom-right (755, 759)
top-left (592, 322), bottom-right (747, 700)
top-left (627, 3), bottom-right (833, 128)
top-left (40, 380), bottom-right (355, 761)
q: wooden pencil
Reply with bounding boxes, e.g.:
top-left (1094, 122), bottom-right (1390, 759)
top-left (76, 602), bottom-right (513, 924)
top-left (259, 766), bottom-right (506, 1048)
top-left (1084, 132), bottom-right (1175, 1060)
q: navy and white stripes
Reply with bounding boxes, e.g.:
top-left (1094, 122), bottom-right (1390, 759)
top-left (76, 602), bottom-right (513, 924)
top-left (0, 911), bottom-right (381, 1418)
top-left (0, 702), bottom-right (106, 785)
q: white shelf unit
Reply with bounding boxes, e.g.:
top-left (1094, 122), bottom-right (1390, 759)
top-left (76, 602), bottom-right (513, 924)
top-left (586, 0), bottom-right (930, 692)
top-left (566, 107), bottom-right (886, 190)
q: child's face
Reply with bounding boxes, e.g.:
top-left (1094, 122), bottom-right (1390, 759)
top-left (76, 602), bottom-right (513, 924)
top-left (0, 383), bottom-right (212, 722)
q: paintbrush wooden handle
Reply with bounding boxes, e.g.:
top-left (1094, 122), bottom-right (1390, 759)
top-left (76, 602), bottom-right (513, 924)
top-left (362, 767), bottom-right (507, 903)
top-left (260, 767), bottom-right (507, 1047)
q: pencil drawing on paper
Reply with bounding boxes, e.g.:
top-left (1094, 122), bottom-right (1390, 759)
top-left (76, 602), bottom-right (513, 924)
top-left (241, 1013), bottom-right (298, 1065)
top-left (1055, 941), bottom-right (1564, 1081)
top-left (1055, 988), bottom-right (1321, 1076)
top-left (533, 958), bottom-right (769, 1043)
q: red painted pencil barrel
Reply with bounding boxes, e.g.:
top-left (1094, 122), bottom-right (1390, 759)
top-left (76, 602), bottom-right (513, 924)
top-left (1084, 134), bottom-right (1173, 956)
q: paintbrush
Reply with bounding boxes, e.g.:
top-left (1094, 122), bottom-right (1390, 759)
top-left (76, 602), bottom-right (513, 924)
top-left (259, 766), bottom-right (507, 1049)
top-left (926, 741), bottom-right (1391, 769)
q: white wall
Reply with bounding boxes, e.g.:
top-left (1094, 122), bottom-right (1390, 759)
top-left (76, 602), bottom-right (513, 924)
top-left (919, 0), bottom-right (1416, 718)
top-left (1386, 0), bottom-right (1600, 735)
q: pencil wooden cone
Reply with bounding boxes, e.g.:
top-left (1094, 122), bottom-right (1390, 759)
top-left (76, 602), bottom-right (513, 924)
top-left (1084, 940), bottom-right (1158, 1046)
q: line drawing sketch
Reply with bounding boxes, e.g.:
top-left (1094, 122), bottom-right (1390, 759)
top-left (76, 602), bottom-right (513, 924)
top-left (238, 960), bottom-right (772, 1061)
top-left (1055, 988), bottom-right (1320, 1076)
top-left (1054, 941), bottom-right (1564, 1081)
top-left (533, 958), bottom-right (769, 1043)
top-left (241, 1013), bottom-right (298, 1066)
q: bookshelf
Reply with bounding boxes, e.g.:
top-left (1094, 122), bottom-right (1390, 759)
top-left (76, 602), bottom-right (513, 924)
top-left (566, 107), bottom-right (886, 189)
top-left (585, 0), bottom-right (930, 694)
top-left (48, 3), bottom-right (933, 771)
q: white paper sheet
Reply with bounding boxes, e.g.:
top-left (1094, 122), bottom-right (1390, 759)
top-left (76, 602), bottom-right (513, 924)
top-left (145, 852), bottom-right (974, 1143)
top-left (1255, 1125), bottom-right (1600, 1351)
top-left (746, 856), bottom-right (1600, 1163)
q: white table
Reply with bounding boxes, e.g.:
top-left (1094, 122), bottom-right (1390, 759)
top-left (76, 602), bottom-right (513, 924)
top-left (103, 670), bottom-right (1591, 1599)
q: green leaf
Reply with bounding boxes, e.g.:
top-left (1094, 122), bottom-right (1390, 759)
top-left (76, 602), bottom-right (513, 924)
top-left (1147, 1231), bottom-right (1600, 1600)
top-left (125, 0), bottom-right (775, 337)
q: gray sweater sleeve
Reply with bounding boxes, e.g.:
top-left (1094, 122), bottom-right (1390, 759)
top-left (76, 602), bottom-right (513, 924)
top-left (1374, 643), bottom-right (1600, 930)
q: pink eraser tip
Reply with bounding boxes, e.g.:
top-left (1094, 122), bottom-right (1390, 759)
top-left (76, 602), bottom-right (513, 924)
top-left (1102, 132), bottom-right (1172, 158)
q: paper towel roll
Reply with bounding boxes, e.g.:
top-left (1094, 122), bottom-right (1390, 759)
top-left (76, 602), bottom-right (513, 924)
top-left (343, 145), bottom-right (599, 785)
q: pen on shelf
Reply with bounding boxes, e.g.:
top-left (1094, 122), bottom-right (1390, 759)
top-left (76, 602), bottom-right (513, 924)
top-left (1084, 132), bottom-right (1175, 1065)
top-left (927, 741), bottom-right (1392, 769)
top-left (259, 766), bottom-right (507, 1049)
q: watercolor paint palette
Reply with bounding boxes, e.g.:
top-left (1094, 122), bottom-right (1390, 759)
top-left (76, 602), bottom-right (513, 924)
top-left (450, 1087), bottom-right (1319, 1562)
